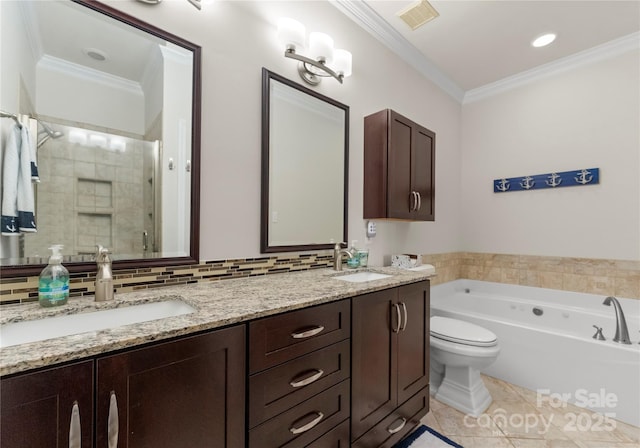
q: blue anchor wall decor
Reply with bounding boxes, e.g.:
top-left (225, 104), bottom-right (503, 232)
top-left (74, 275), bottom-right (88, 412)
top-left (494, 168), bottom-right (599, 193)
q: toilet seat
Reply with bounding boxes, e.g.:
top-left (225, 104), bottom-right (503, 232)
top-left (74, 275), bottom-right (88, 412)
top-left (431, 316), bottom-right (497, 347)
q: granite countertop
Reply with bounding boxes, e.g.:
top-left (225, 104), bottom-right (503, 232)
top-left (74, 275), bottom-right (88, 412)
top-left (0, 267), bottom-right (434, 376)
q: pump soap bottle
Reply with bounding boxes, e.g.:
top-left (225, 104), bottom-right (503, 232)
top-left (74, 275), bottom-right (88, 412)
top-left (39, 245), bottom-right (69, 307)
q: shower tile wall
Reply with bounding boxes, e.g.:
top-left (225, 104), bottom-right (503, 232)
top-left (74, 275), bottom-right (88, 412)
top-left (26, 128), bottom-right (146, 258)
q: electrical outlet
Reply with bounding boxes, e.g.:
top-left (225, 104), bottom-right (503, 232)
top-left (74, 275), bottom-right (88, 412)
top-left (366, 221), bottom-right (377, 238)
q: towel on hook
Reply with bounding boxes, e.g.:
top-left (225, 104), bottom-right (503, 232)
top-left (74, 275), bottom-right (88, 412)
top-left (18, 124), bottom-right (37, 232)
top-left (1, 124), bottom-right (20, 235)
top-left (1, 123), bottom-right (37, 235)
top-left (30, 125), bottom-right (39, 182)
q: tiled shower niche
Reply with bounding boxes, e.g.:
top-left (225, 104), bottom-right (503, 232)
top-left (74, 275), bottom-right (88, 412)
top-left (24, 122), bottom-right (153, 259)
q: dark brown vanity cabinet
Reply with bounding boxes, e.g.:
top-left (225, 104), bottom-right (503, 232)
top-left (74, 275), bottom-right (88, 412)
top-left (351, 281), bottom-right (430, 448)
top-left (0, 360), bottom-right (94, 448)
top-left (248, 300), bottom-right (351, 448)
top-left (364, 109), bottom-right (435, 221)
top-left (96, 325), bottom-right (245, 448)
top-left (0, 325), bottom-right (245, 448)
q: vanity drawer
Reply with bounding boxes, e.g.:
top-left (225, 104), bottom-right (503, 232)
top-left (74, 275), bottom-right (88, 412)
top-left (249, 339), bottom-right (350, 428)
top-left (352, 386), bottom-right (429, 448)
top-left (249, 300), bottom-right (350, 373)
top-left (307, 419), bottom-right (350, 447)
top-left (248, 379), bottom-right (350, 448)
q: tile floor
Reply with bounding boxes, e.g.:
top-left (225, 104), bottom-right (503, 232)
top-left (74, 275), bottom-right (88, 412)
top-left (421, 375), bottom-right (640, 448)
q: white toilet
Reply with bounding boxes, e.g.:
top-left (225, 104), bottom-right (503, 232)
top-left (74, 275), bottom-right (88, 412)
top-left (430, 316), bottom-right (500, 417)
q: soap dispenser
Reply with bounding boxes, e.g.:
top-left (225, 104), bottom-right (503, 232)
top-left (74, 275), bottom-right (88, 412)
top-left (95, 245), bottom-right (114, 302)
top-left (39, 245), bottom-right (69, 307)
top-left (347, 240), bottom-right (360, 268)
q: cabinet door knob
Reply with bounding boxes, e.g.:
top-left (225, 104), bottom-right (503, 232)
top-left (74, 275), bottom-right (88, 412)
top-left (69, 401), bottom-right (81, 448)
top-left (400, 302), bottom-right (408, 331)
top-left (291, 325), bottom-right (325, 339)
top-left (108, 391), bottom-right (119, 448)
top-left (417, 192), bottom-right (422, 211)
top-left (410, 191), bottom-right (417, 211)
top-left (289, 411), bottom-right (324, 434)
top-left (392, 303), bottom-right (401, 333)
top-left (290, 369), bottom-right (325, 388)
top-left (387, 417), bottom-right (407, 434)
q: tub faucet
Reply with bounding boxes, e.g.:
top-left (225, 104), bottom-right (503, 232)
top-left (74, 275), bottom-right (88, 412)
top-left (602, 296), bottom-right (631, 344)
top-left (95, 245), bottom-right (114, 302)
top-left (333, 243), bottom-right (354, 271)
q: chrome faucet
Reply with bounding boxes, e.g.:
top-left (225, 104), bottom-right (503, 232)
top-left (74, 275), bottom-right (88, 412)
top-left (603, 296), bottom-right (631, 344)
top-left (95, 245), bottom-right (114, 302)
top-left (333, 243), bottom-right (354, 271)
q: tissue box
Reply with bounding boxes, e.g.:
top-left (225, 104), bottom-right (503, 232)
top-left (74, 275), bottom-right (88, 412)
top-left (391, 254), bottom-right (422, 269)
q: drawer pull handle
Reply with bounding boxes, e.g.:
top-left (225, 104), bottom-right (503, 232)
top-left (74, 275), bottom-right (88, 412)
top-left (291, 325), bottom-right (325, 339)
top-left (392, 304), bottom-right (401, 333)
top-left (69, 401), bottom-right (81, 448)
top-left (108, 391), bottom-right (119, 448)
top-left (289, 411), bottom-right (324, 434)
top-left (400, 302), bottom-right (408, 331)
top-left (290, 369), bottom-right (324, 388)
top-left (387, 417), bottom-right (407, 434)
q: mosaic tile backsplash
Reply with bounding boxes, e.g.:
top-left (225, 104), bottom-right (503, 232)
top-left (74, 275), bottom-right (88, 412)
top-left (0, 253), bottom-right (334, 305)
top-left (2, 251), bottom-right (639, 305)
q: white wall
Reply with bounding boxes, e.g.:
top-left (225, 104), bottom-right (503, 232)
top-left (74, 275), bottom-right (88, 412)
top-left (105, 0), bottom-right (464, 266)
top-left (461, 50), bottom-right (640, 261)
top-left (36, 62), bottom-right (146, 135)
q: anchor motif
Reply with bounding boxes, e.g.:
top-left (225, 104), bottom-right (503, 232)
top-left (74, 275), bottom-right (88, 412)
top-left (5, 224), bottom-right (16, 233)
top-left (545, 173), bottom-right (562, 187)
top-left (520, 176), bottom-right (535, 190)
top-left (575, 169), bottom-right (593, 185)
top-left (495, 179), bottom-right (510, 192)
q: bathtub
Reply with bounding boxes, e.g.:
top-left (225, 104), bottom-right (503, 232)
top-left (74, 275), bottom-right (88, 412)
top-left (430, 279), bottom-right (640, 427)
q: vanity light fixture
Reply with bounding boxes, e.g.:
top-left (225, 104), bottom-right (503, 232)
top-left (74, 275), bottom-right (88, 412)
top-left (277, 18), bottom-right (352, 85)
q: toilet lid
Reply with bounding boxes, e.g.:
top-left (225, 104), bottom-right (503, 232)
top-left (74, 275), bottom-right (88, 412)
top-left (430, 316), bottom-right (497, 347)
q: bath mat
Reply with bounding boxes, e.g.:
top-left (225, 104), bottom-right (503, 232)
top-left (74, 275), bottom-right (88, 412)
top-left (393, 425), bottom-right (463, 448)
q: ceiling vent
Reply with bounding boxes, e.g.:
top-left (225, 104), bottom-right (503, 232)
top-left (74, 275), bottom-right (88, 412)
top-left (397, 0), bottom-right (440, 30)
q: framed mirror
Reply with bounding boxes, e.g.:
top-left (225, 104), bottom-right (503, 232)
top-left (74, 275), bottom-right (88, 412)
top-left (261, 68), bottom-right (348, 253)
top-left (0, 0), bottom-right (201, 276)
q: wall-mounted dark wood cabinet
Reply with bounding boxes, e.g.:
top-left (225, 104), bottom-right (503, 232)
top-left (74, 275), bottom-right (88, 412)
top-left (364, 109), bottom-right (435, 221)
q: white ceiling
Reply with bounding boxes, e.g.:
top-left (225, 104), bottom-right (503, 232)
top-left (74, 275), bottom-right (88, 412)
top-left (21, 1), bottom-right (161, 83)
top-left (334, 0), bottom-right (640, 101)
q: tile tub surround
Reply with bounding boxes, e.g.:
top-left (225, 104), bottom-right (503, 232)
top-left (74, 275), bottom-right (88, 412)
top-left (422, 252), bottom-right (640, 299)
top-left (0, 266), bottom-right (433, 376)
top-left (0, 253), bottom-right (335, 305)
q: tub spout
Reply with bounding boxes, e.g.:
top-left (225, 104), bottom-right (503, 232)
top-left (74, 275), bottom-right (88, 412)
top-left (602, 296), bottom-right (631, 344)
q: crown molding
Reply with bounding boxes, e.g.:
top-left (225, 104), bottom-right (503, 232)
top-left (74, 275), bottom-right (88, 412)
top-left (464, 31), bottom-right (640, 104)
top-left (38, 55), bottom-right (143, 97)
top-left (331, 1), bottom-right (639, 105)
top-left (19, 1), bottom-right (44, 63)
top-left (330, 0), bottom-right (465, 103)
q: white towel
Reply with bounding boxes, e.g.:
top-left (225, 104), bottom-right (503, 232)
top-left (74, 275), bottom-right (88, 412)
top-left (1, 123), bottom-right (37, 235)
top-left (17, 124), bottom-right (36, 232)
top-left (30, 125), bottom-right (39, 182)
top-left (1, 124), bottom-right (21, 235)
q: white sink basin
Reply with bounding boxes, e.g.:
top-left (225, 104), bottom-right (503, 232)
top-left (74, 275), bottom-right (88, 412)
top-left (334, 272), bottom-right (392, 283)
top-left (0, 300), bottom-right (196, 348)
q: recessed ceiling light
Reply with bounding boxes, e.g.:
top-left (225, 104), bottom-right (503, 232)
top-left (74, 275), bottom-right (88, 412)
top-left (532, 33), bottom-right (556, 48)
top-left (83, 48), bottom-right (108, 62)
